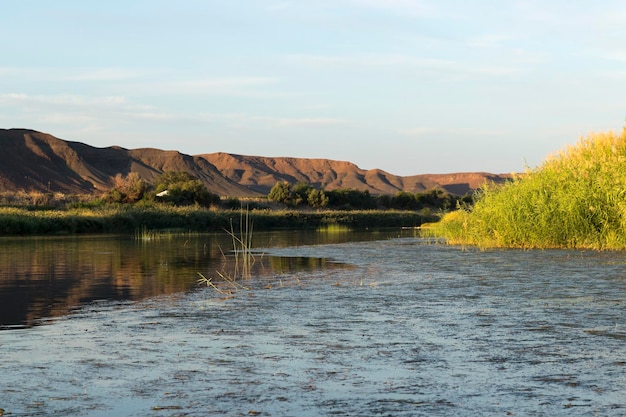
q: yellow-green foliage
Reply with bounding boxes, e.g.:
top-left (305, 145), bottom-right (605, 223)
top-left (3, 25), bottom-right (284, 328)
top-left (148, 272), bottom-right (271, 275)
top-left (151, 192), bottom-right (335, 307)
top-left (431, 129), bottom-right (626, 249)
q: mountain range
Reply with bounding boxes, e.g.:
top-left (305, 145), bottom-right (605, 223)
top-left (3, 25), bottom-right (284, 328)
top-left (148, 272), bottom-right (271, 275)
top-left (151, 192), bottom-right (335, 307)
top-left (0, 128), bottom-right (509, 197)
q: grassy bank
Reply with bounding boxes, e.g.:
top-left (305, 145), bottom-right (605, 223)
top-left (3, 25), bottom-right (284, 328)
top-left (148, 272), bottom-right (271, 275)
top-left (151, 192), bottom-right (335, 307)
top-left (0, 204), bottom-right (435, 235)
top-left (427, 129), bottom-right (626, 249)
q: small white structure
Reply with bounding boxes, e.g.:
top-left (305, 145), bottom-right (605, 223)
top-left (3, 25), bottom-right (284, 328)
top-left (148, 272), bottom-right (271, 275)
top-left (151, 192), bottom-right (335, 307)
top-left (156, 190), bottom-right (169, 197)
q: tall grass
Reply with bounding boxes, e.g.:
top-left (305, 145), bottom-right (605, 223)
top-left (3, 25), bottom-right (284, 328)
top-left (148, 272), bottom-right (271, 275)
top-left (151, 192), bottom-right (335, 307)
top-left (0, 204), bottom-right (232, 235)
top-left (0, 204), bottom-right (432, 235)
top-left (428, 129), bottom-right (626, 249)
top-left (198, 207), bottom-right (254, 294)
top-left (225, 207), bottom-right (255, 279)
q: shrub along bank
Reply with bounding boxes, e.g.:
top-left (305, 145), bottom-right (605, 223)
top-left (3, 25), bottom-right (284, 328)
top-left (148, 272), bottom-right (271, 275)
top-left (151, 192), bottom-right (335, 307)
top-left (428, 129), bottom-right (626, 249)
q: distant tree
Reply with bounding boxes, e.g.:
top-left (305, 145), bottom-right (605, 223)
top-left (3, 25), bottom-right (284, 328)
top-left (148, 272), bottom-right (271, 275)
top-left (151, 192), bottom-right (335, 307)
top-left (291, 182), bottom-right (314, 206)
top-left (391, 191), bottom-right (420, 210)
top-left (417, 189), bottom-right (443, 206)
top-left (326, 188), bottom-right (376, 210)
top-left (376, 194), bottom-right (392, 209)
top-left (268, 181), bottom-right (330, 208)
top-left (307, 188), bottom-right (329, 209)
top-left (154, 171), bottom-right (195, 193)
top-left (104, 172), bottom-right (148, 203)
top-left (268, 182), bottom-right (292, 205)
top-left (153, 171), bottom-right (220, 206)
top-left (416, 189), bottom-right (456, 210)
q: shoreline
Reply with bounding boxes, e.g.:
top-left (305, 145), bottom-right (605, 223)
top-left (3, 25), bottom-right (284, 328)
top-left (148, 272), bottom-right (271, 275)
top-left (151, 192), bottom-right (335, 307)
top-left (0, 205), bottom-right (437, 235)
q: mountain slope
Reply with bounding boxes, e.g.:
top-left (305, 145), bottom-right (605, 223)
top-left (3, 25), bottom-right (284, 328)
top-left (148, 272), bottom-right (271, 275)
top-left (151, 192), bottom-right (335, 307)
top-left (0, 129), bottom-right (108, 193)
top-left (0, 129), bottom-right (251, 195)
top-left (199, 153), bottom-right (504, 195)
top-left (0, 129), bottom-right (509, 196)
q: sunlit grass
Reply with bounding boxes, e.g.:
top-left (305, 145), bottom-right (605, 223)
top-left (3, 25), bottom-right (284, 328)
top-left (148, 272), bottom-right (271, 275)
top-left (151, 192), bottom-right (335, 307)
top-left (0, 204), bottom-right (432, 235)
top-left (428, 129), bottom-right (626, 249)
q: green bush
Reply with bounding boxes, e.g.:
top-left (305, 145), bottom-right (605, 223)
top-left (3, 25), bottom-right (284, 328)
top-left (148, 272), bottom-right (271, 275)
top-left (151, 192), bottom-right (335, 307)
top-left (267, 182), bottom-right (292, 205)
top-left (268, 181), bottom-right (328, 208)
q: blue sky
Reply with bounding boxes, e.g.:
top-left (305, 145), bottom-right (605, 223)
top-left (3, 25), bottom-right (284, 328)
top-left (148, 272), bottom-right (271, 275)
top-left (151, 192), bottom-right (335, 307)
top-left (1, 1), bottom-right (625, 175)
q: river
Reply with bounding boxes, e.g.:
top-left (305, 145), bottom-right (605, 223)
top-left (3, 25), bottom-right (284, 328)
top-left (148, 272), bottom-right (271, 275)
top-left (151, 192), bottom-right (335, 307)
top-left (1, 231), bottom-right (625, 416)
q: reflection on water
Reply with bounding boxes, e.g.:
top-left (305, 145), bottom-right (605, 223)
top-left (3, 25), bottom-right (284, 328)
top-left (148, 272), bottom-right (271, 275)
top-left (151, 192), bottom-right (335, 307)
top-left (1, 236), bottom-right (625, 416)
top-left (0, 229), bottom-right (417, 329)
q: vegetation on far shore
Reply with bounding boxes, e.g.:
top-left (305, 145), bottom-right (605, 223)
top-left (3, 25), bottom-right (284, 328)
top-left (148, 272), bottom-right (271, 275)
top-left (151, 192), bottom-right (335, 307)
top-left (0, 204), bottom-right (435, 235)
top-left (427, 129), bottom-right (626, 250)
top-left (0, 204), bottom-right (436, 235)
top-left (6, 130), bottom-right (626, 249)
top-left (0, 171), bottom-right (464, 235)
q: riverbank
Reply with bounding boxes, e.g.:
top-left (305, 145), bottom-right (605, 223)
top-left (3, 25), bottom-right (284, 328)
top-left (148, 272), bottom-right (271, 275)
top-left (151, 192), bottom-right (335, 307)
top-left (0, 204), bottom-right (436, 235)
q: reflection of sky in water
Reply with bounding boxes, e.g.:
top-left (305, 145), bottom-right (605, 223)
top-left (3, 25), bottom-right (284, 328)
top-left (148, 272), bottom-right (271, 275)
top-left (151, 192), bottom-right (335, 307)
top-left (0, 230), bottom-right (407, 328)
top-left (1, 236), bottom-right (625, 416)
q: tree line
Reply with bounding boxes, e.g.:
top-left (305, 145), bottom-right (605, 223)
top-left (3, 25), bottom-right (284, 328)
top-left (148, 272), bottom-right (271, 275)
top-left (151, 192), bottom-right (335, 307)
top-left (267, 181), bottom-right (470, 211)
top-left (103, 172), bottom-right (470, 211)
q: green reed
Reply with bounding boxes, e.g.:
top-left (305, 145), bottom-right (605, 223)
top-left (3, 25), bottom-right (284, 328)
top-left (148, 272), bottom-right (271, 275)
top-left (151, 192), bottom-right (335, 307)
top-left (198, 207), bottom-right (254, 294)
top-left (428, 129), bottom-right (626, 249)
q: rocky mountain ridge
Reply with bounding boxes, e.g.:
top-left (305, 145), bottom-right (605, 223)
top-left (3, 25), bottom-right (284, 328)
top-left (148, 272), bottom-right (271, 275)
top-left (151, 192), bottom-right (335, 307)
top-left (0, 128), bottom-right (509, 197)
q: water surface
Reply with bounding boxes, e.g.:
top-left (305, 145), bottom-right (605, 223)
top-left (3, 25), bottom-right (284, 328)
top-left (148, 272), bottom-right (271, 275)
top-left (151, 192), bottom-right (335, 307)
top-left (0, 229), bottom-right (410, 329)
top-left (1, 233), bottom-right (625, 416)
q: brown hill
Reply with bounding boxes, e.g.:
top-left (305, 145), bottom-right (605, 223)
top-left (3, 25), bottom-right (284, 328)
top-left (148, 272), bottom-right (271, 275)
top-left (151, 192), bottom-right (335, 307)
top-left (198, 153), bottom-right (507, 195)
top-left (0, 129), bottom-right (251, 196)
top-left (0, 129), bottom-right (509, 197)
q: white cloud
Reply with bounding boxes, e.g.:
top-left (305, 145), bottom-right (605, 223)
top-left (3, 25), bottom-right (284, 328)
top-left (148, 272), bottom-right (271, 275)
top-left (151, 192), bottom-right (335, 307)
top-left (466, 34), bottom-right (514, 49)
top-left (511, 1), bottom-right (626, 33)
top-left (398, 127), bottom-right (507, 137)
top-left (0, 67), bottom-right (60, 81)
top-left (37, 112), bottom-right (99, 125)
top-left (0, 66), bottom-right (148, 82)
top-left (267, 1), bottom-right (293, 11)
top-left (121, 111), bottom-right (181, 121)
top-left (0, 93), bottom-right (182, 128)
top-left (347, 0), bottom-right (437, 17)
top-left (252, 116), bottom-right (346, 127)
top-left (6, 93), bottom-right (126, 106)
top-left (131, 76), bottom-right (283, 97)
top-left (589, 47), bottom-right (626, 63)
top-left (597, 70), bottom-right (626, 80)
top-left (184, 77), bottom-right (279, 89)
top-left (71, 68), bottom-right (147, 81)
top-left (289, 53), bottom-right (523, 78)
top-left (1, 92), bottom-right (344, 134)
top-left (0, 93), bottom-right (128, 107)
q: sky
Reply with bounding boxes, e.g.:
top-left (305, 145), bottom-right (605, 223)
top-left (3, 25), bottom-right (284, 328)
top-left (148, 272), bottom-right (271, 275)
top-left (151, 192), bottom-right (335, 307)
top-left (1, 1), bottom-right (625, 176)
